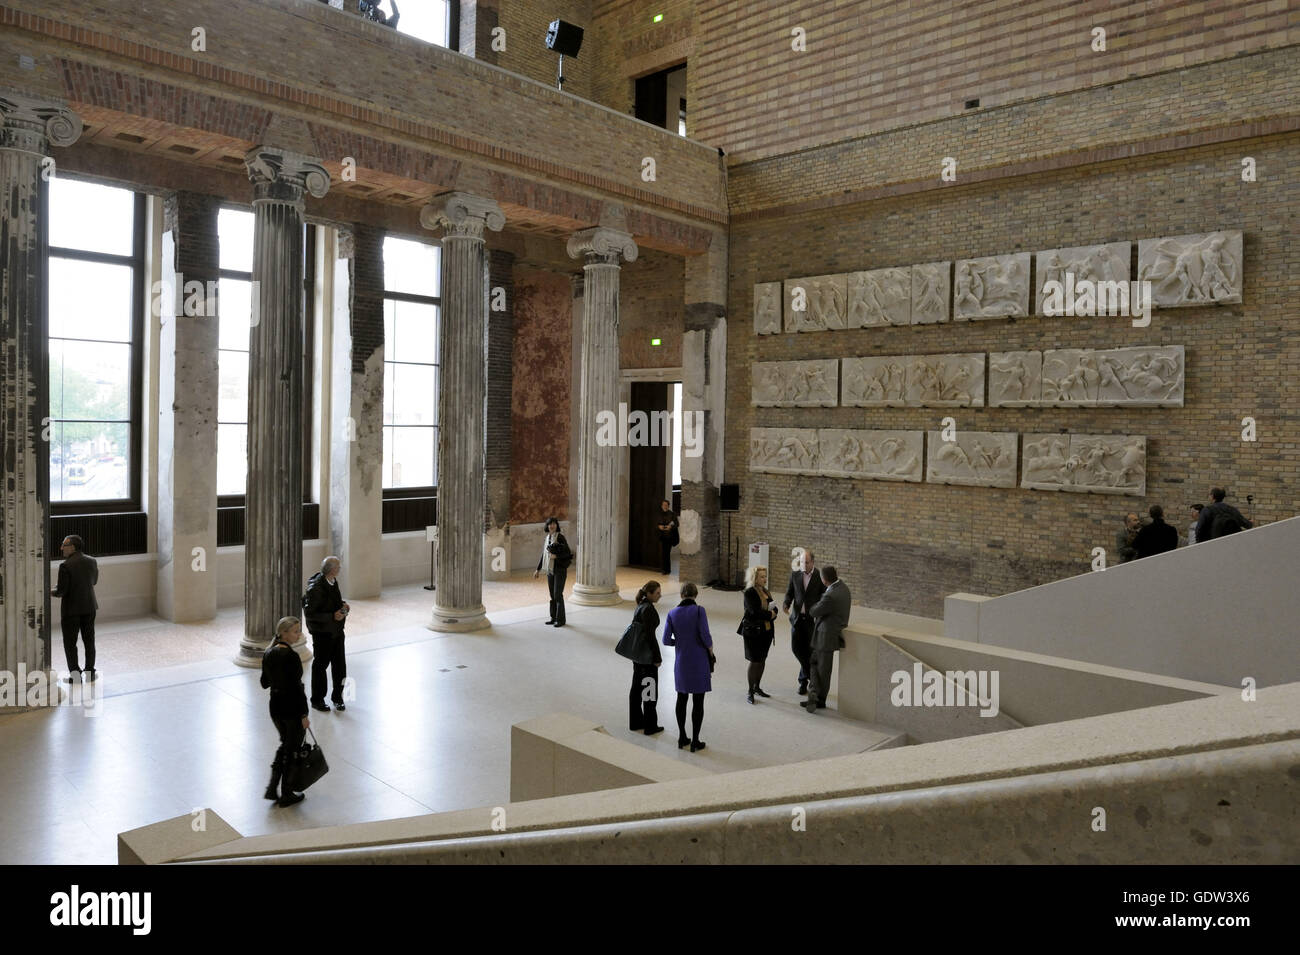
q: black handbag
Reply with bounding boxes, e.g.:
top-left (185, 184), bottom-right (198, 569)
top-left (284, 727), bottom-right (329, 792)
top-left (615, 618), bottom-right (659, 665)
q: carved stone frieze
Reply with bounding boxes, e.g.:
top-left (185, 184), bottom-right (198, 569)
top-left (847, 267), bottom-right (910, 328)
top-left (1021, 434), bottom-right (1146, 496)
top-left (751, 359), bottom-right (839, 407)
top-left (754, 281), bottom-right (782, 335)
top-left (1137, 231), bottom-right (1242, 307)
top-left (783, 273), bottom-right (847, 332)
top-left (953, 253), bottom-right (1030, 320)
top-left (926, 432), bottom-right (1018, 487)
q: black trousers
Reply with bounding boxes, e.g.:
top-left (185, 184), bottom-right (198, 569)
top-left (271, 712), bottom-right (306, 785)
top-left (310, 629), bottom-right (347, 704)
top-left (61, 612), bottom-right (96, 673)
top-left (630, 663), bottom-right (659, 730)
top-left (791, 614), bottom-right (813, 684)
top-left (548, 566), bottom-right (567, 624)
top-left (660, 538), bottom-right (673, 574)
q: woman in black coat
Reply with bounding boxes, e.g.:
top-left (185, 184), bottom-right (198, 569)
top-left (628, 580), bottom-right (664, 735)
top-left (739, 565), bottom-right (779, 704)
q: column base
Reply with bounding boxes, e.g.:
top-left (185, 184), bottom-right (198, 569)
top-left (235, 634), bottom-right (313, 667)
top-left (430, 605), bottom-right (491, 633)
top-left (570, 584), bottom-right (624, 607)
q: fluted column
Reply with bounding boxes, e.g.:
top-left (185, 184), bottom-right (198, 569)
top-left (236, 147), bottom-right (330, 666)
top-left (420, 192), bottom-right (504, 632)
top-left (567, 227), bottom-right (638, 605)
top-left (0, 94), bottom-right (81, 679)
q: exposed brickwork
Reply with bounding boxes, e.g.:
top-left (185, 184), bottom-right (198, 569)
top-left (728, 132), bottom-right (1300, 617)
top-left (619, 248), bottom-right (684, 369)
top-left (510, 269), bottom-right (572, 523)
top-left (495, 0), bottom-right (594, 101)
top-left (690, 0), bottom-right (1300, 162)
top-left (590, 0), bottom-right (697, 122)
top-left (486, 248), bottom-right (515, 527)
top-left (165, 190), bottom-right (222, 282)
top-left (346, 223), bottom-right (385, 375)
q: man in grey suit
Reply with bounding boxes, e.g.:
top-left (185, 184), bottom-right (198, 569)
top-left (52, 534), bottom-right (99, 683)
top-left (804, 564), bottom-right (850, 713)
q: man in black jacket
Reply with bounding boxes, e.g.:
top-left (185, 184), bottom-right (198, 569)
top-left (303, 556), bottom-right (350, 712)
top-left (261, 616), bottom-right (310, 807)
top-left (656, 500), bottom-right (678, 575)
top-left (782, 547), bottom-right (825, 696)
top-left (51, 534), bottom-right (99, 683)
top-left (1133, 504), bottom-right (1179, 558)
top-left (1194, 487), bottom-right (1253, 542)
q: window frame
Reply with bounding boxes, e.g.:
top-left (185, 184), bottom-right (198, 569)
top-left (381, 240), bottom-right (441, 501)
top-left (47, 188), bottom-right (147, 517)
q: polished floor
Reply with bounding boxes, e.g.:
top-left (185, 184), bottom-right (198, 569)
top-left (0, 568), bottom-right (904, 865)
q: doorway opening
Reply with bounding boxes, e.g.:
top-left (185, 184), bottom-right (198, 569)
top-left (627, 381), bottom-right (683, 571)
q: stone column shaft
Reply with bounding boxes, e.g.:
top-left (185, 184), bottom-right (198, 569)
top-left (568, 227), bottom-right (638, 606)
top-left (237, 147), bottom-right (329, 666)
top-left (421, 192), bottom-right (504, 632)
top-left (0, 94), bottom-right (81, 676)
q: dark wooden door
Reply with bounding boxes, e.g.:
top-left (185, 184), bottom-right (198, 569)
top-left (628, 381), bottom-right (669, 569)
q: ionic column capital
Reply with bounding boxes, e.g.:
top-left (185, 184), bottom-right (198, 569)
top-left (244, 146), bottom-right (331, 207)
top-left (568, 227), bottom-right (638, 266)
top-left (420, 191), bottom-right (506, 240)
top-left (0, 93), bottom-right (82, 155)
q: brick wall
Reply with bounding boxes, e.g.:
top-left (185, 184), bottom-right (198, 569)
top-left (727, 131), bottom-right (1300, 617)
top-left (347, 223), bottom-right (385, 374)
top-left (619, 248), bottom-right (684, 369)
top-left (494, 0), bottom-right (594, 100)
top-left (690, 0), bottom-right (1299, 161)
top-left (486, 248), bottom-right (515, 527)
top-left (590, 0), bottom-right (697, 122)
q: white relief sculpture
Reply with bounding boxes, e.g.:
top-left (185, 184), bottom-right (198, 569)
top-left (1035, 242), bottom-right (1131, 314)
top-left (904, 353), bottom-right (985, 407)
top-left (841, 356), bottom-right (908, 407)
top-left (1021, 434), bottom-right (1146, 496)
top-left (988, 351), bottom-right (1043, 407)
top-left (749, 428), bottom-right (820, 475)
top-left (1042, 346), bottom-right (1183, 407)
top-left (784, 274), bottom-right (848, 332)
top-left (911, 261), bottom-right (950, 325)
top-left (953, 253), bottom-right (1030, 320)
top-left (925, 432), bottom-right (1017, 488)
top-left (751, 360), bottom-right (838, 407)
top-left (1137, 231), bottom-right (1242, 307)
top-left (847, 267), bottom-right (911, 328)
top-left (753, 281), bottom-right (782, 336)
top-left (818, 430), bottom-right (923, 482)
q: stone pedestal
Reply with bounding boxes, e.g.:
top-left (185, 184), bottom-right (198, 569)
top-left (236, 147), bottom-right (329, 667)
top-left (0, 94), bottom-right (81, 677)
top-left (567, 227), bottom-right (638, 606)
top-left (156, 193), bottom-right (220, 622)
top-left (420, 193), bottom-right (504, 632)
top-left (328, 225), bottom-right (384, 598)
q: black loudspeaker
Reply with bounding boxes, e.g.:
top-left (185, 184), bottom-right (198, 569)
top-left (545, 19), bottom-right (584, 57)
top-left (719, 483), bottom-right (740, 512)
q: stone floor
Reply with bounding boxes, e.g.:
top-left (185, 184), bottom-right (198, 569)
top-left (0, 567), bottom-right (911, 865)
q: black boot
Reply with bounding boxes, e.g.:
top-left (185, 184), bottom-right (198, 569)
top-left (264, 762), bottom-right (282, 800)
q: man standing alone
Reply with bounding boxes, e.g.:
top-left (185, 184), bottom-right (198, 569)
top-left (52, 534), bottom-right (98, 683)
top-left (804, 565), bottom-right (851, 713)
top-left (303, 556), bottom-right (350, 712)
top-left (656, 499), bottom-right (678, 576)
top-left (782, 548), bottom-right (825, 696)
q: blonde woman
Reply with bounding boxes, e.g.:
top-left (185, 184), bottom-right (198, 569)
top-left (738, 565), bottom-right (779, 704)
top-left (259, 616), bottom-right (310, 807)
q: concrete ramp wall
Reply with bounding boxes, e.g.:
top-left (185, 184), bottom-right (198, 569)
top-left (944, 516), bottom-right (1300, 686)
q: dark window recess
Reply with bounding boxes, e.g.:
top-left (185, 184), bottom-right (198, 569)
top-left (672, 486), bottom-right (682, 514)
top-left (217, 503), bottom-right (320, 548)
top-left (383, 495), bottom-right (436, 534)
top-left (48, 512), bottom-right (147, 558)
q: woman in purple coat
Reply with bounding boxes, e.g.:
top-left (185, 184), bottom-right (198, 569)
top-left (662, 582), bottom-right (715, 753)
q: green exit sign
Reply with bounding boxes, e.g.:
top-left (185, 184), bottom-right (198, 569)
top-left (651, 338), bottom-right (662, 346)
top-left (653, 14), bottom-right (664, 23)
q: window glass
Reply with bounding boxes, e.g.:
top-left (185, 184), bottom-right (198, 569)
top-left (49, 178), bottom-right (134, 255)
top-left (395, 0), bottom-right (450, 47)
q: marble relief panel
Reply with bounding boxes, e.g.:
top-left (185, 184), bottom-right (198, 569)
top-left (819, 429), bottom-right (923, 482)
top-left (904, 353), bottom-right (985, 407)
top-left (751, 359), bottom-right (839, 407)
top-left (847, 267), bottom-right (911, 328)
top-left (841, 356), bottom-right (908, 407)
top-left (911, 261), bottom-right (950, 325)
top-left (753, 281), bottom-right (783, 336)
top-left (1035, 242), bottom-right (1131, 314)
top-left (925, 432), bottom-right (1018, 488)
top-left (953, 253), bottom-right (1031, 320)
top-left (1021, 434), bottom-right (1146, 496)
top-left (1041, 345), bottom-right (1183, 407)
top-left (1137, 231), bottom-right (1242, 307)
top-left (750, 428), bottom-right (820, 475)
top-left (784, 273), bottom-right (848, 332)
top-left (988, 351), bottom-right (1043, 407)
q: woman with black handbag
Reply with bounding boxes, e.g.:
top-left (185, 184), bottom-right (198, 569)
top-left (619, 580), bottom-right (664, 735)
top-left (663, 582), bottom-right (714, 752)
top-left (260, 616), bottom-right (311, 807)
top-left (739, 565), bottom-right (779, 704)
top-left (534, 517), bottom-right (572, 627)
